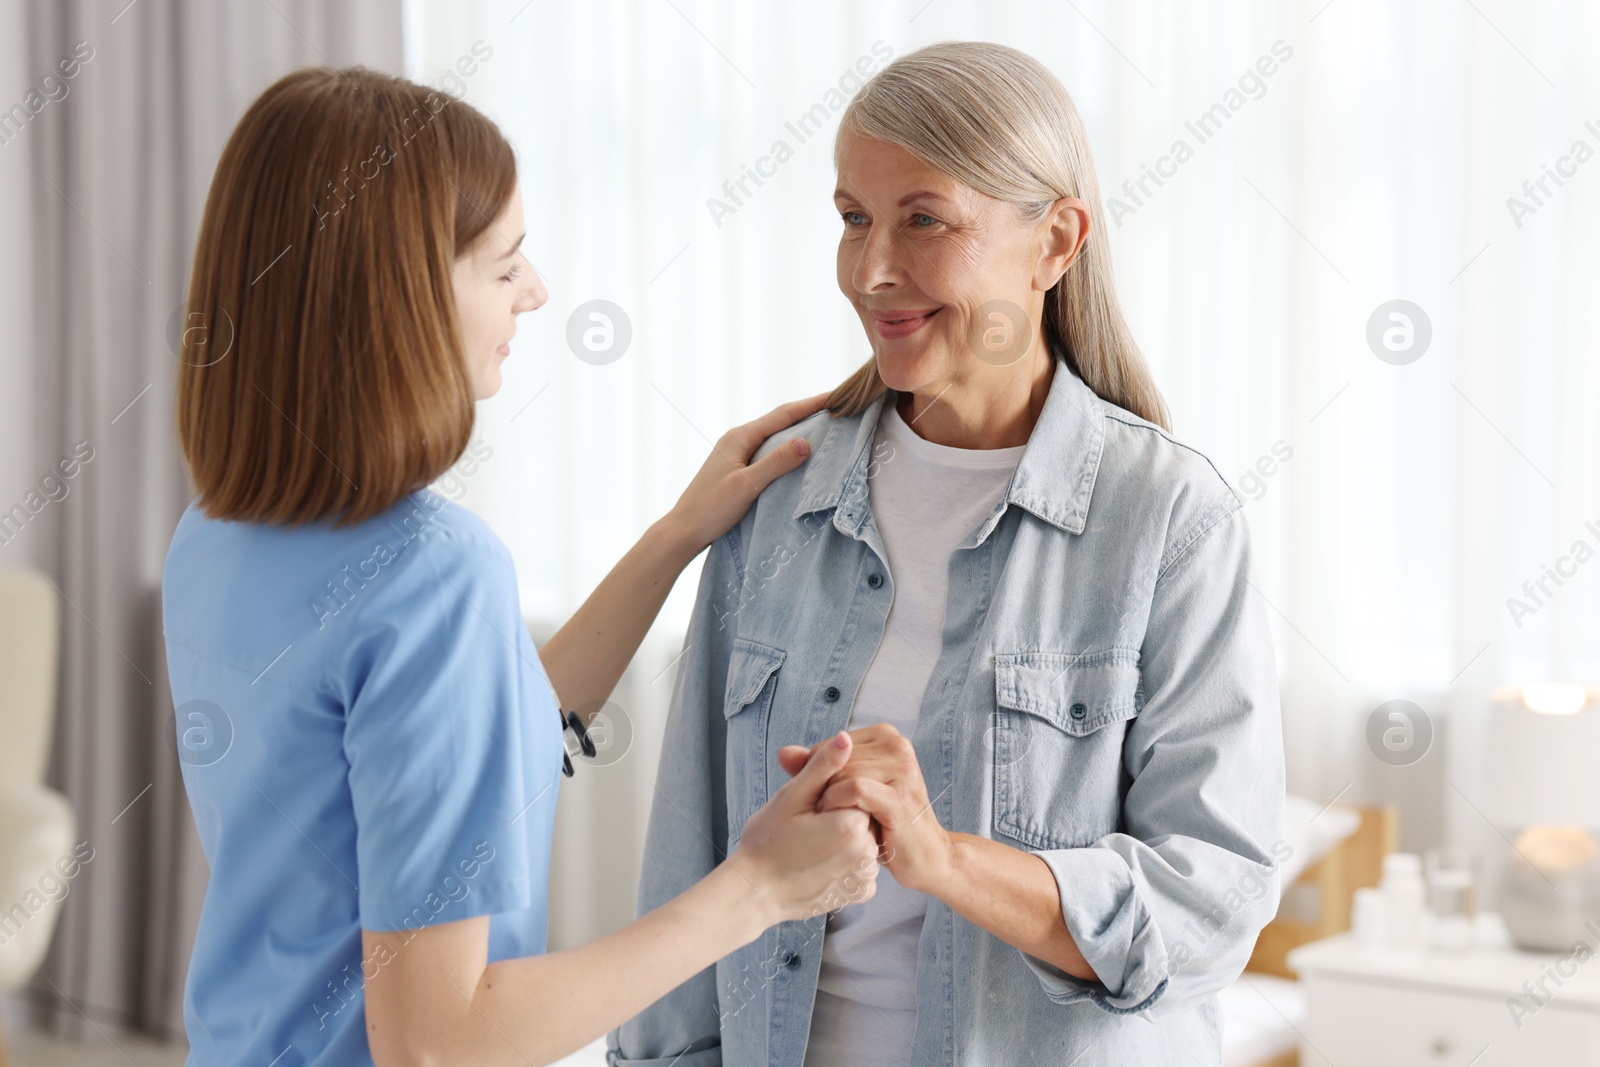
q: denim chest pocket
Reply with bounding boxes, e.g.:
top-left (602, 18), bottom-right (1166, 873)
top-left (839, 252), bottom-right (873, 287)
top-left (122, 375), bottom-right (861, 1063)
top-left (992, 651), bottom-right (1140, 852)
top-left (722, 638), bottom-right (785, 841)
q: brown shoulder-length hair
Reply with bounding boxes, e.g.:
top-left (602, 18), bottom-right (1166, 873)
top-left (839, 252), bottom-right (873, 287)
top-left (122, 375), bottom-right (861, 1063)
top-left (177, 66), bottom-right (516, 527)
top-left (824, 42), bottom-right (1171, 431)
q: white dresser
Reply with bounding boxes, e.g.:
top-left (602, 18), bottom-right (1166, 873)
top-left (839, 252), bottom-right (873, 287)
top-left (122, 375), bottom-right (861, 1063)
top-left (1287, 917), bottom-right (1600, 1066)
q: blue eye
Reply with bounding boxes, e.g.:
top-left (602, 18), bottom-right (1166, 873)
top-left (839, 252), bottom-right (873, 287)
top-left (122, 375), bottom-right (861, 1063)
top-left (910, 213), bottom-right (937, 227)
top-left (841, 211), bottom-right (867, 226)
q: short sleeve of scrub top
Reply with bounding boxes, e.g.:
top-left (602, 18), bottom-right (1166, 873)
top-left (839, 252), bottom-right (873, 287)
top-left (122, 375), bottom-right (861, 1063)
top-left (338, 513), bottom-right (556, 939)
top-left (163, 491), bottom-right (564, 1065)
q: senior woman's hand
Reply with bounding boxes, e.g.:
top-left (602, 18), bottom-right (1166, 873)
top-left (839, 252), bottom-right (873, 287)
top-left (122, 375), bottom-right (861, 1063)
top-left (775, 724), bottom-right (956, 895)
top-left (776, 724), bottom-right (1099, 981)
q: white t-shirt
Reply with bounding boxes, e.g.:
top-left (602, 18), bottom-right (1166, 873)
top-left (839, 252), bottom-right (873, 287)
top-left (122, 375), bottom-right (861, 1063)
top-left (803, 397), bottom-right (1025, 1067)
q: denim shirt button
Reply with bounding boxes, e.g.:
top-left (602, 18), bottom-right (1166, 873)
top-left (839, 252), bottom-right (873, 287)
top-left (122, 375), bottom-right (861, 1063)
top-left (824, 686), bottom-right (841, 702)
top-left (783, 951), bottom-right (802, 969)
top-left (867, 573), bottom-right (883, 588)
top-left (1069, 702), bottom-right (1088, 720)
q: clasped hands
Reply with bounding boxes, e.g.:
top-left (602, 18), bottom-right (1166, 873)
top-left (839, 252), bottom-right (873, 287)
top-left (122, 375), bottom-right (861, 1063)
top-left (775, 724), bottom-right (954, 897)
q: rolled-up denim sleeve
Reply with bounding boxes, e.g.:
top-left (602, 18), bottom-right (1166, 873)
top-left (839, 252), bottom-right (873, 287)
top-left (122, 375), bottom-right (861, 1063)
top-left (607, 527), bottom-right (745, 1067)
top-left (1023, 502), bottom-right (1285, 1018)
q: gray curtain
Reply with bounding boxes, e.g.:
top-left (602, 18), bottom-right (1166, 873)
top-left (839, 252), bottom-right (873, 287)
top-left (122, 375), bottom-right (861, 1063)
top-left (24, 0), bottom-right (402, 1040)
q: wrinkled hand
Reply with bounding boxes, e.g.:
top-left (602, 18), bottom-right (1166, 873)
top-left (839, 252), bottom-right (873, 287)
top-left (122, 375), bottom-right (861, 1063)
top-left (776, 724), bottom-right (955, 895)
top-left (665, 393), bottom-right (829, 555)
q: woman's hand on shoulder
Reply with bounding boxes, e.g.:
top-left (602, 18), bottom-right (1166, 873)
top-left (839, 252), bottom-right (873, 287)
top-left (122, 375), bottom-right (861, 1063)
top-left (661, 392), bottom-right (828, 555)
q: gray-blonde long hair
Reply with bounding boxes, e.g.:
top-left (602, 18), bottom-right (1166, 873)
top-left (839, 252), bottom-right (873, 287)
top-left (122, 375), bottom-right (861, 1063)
top-left (825, 41), bottom-right (1170, 431)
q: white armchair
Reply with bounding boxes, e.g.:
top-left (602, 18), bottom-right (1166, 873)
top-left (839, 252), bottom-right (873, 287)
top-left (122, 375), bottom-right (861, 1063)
top-left (0, 569), bottom-right (75, 1058)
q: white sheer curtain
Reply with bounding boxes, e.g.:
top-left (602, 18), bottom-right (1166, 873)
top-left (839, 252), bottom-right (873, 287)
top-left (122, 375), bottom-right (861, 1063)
top-left (406, 0), bottom-right (1600, 932)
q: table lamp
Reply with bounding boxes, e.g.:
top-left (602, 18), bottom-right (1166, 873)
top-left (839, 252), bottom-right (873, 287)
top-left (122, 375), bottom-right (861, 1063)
top-left (1483, 683), bottom-right (1600, 951)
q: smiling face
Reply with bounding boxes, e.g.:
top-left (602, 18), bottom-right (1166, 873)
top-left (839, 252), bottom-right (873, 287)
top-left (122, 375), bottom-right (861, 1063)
top-left (833, 130), bottom-right (1086, 423)
top-left (451, 189), bottom-right (548, 400)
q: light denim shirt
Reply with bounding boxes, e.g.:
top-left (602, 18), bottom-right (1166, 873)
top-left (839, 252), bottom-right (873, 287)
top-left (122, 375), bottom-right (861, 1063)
top-left (610, 361), bottom-right (1285, 1067)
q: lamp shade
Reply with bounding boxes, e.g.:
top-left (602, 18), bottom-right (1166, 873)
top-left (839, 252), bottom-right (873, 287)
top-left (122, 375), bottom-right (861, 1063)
top-left (1483, 685), bottom-right (1600, 828)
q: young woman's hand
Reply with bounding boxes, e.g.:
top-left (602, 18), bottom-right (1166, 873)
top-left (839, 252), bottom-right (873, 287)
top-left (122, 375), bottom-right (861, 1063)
top-left (730, 730), bottom-right (882, 924)
top-left (776, 724), bottom-right (956, 896)
top-left (662, 393), bottom-right (829, 555)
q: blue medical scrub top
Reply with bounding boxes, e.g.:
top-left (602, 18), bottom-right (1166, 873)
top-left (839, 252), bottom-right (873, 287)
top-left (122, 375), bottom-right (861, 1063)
top-left (162, 489), bottom-right (564, 1065)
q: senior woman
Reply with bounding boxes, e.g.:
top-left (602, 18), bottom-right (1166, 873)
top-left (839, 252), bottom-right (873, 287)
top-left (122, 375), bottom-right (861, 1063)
top-left (611, 42), bottom-right (1285, 1067)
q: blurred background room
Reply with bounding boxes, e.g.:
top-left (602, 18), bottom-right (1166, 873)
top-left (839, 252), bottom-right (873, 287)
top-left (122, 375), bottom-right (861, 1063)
top-left (0, 1), bottom-right (1597, 1064)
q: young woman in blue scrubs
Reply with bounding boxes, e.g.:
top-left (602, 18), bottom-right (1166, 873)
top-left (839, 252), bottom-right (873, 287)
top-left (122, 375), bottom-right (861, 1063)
top-left (161, 67), bottom-right (880, 1066)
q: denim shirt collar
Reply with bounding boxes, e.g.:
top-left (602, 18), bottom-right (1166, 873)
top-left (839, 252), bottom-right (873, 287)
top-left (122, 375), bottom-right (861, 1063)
top-left (791, 359), bottom-right (1108, 542)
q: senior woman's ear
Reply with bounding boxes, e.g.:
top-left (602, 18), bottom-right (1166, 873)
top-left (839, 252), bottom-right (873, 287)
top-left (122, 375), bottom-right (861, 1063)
top-left (1034, 196), bottom-right (1092, 292)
